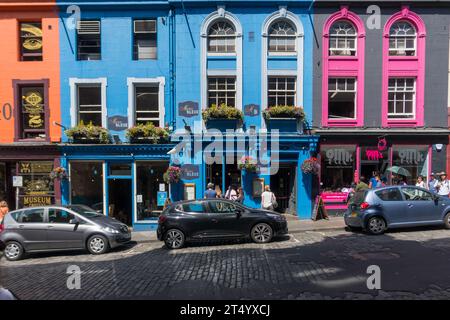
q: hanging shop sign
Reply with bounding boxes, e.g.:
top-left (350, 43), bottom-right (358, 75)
top-left (244, 104), bottom-right (260, 117)
top-left (108, 115), bottom-right (128, 131)
top-left (178, 101), bottom-right (199, 118)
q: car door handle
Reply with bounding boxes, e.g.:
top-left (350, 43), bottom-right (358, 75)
top-left (211, 219), bottom-right (218, 223)
top-left (18, 225), bottom-right (25, 229)
top-left (407, 203), bottom-right (414, 207)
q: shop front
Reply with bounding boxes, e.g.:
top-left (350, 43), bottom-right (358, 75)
top-left (60, 145), bottom-right (174, 231)
top-left (317, 130), bottom-right (448, 214)
top-left (0, 145), bottom-right (60, 210)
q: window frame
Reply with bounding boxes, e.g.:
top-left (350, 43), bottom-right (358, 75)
top-left (387, 77), bottom-right (416, 120)
top-left (76, 20), bottom-right (101, 61)
top-left (327, 77), bottom-right (357, 121)
top-left (267, 19), bottom-right (297, 54)
top-left (328, 20), bottom-right (357, 56)
top-left (13, 79), bottom-right (50, 142)
top-left (132, 19), bottom-right (157, 60)
top-left (19, 21), bottom-right (43, 62)
top-left (76, 84), bottom-right (103, 126)
top-left (267, 76), bottom-right (297, 107)
top-left (207, 20), bottom-right (237, 55)
top-left (388, 20), bottom-right (417, 57)
top-left (207, 76), bottom-right (237, 108)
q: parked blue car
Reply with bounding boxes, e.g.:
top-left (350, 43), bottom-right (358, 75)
top-left (344, 186), bottom-right (450, 235)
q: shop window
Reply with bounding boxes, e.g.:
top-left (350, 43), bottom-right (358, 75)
top-left (268, 77), bottom-right (296, 107)
top-left (389, 21), bottom-right (416, 56)
top-left (20, 22), bottom-right (43, 61)
top-left (109, 163), bottom-right (131, 176)
top-left (388, 78), bottom-right (415, 119)
top-left (392, 146), bottom-right (428, 185)
top-left (134, 84), bottom-right (160, 126)
top-left (18, 161), bottom-right (54, 208)
top-left (77, 85), bottom-right (102, 126)
top-left (268, 20), bottom-right (296, 53)
top-left (77, 20), bottom-right (101, 60)
top-left (320, 146), bottom-right (356, 191)
top-left (329, 20), bottom-right (356, 56)
top-left (133, 19), bottom-right (157, 60)
top-left (136, 162), bottom-right (168, 221)
top-left (208, 77), bottom-right (236, 107)
top-left (208, 21), bottom-right (236, 53)
top-left (70, 162), bottom-right (104, 210)
top-left (18, 85), bottom-right (47, 140)
top-left (328, 78), bottom-right (356, 119)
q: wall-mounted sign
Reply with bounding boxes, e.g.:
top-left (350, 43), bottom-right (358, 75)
top-left (398, 149), bottom-right (426, 165)
top-left (325, 148), bottom-right (354, 167)
top-left (252, 178), bottom-right (264, 198)
top-left (178, 101), bottom-right (199, 118)
top-left (364, 149), bottom-right (384, 161)
top-left (181, 164), bottom-right (200, 180)
top-left (244, 104), bottom-right (260, 117)
top-left (184, 183), bottom-right (196, 201)
top-left (12, 176), bottom-right (23, 188)
top-left (108, 115), bottom-right (128, 131)
top-left (19, 162), bottom-right (53, 174)
top-left (22, 196), bottom-right (52, 207)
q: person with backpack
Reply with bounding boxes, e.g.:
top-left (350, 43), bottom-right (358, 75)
top-left (261, 185), bottom-right (277, 210)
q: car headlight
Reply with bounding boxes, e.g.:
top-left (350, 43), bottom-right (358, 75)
top-left (267, 214), bottom-right (285, 221)
top-left (102, 226), bottom-right (120, 234)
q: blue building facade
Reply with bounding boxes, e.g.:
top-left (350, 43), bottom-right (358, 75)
top-left (57, 0), bottom-right (318, 231)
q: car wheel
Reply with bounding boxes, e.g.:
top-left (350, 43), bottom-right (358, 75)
top-left (4, 241), bottom-right (24, 261)
top-left (251, 223), bottom-right (273, 243)
top-left (366, 217), bottom-right (386, 235)
top-left (164, 229), bottom-right (185, 249)
top-left (444, 212), bottom-right (450, 229)
top-left (87, 235), bottom-right (109, 255)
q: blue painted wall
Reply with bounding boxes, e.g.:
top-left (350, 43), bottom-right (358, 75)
top-left (57, 1), bottom-right (173, 141)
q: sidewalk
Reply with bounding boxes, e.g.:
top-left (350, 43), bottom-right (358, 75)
top-left (130, 216), bottom-right (346, 243)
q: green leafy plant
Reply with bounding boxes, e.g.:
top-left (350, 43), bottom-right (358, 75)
top-left (65, 121), bottom-right (111, 144)
top-left (202, 103), bottom-right (243, 121)
top-left (262, 105), bottom-right (305, 120)
top-left (126, 122), bottom-right (170, 143)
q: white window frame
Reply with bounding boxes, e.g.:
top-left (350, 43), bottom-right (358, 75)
top-left (207, 20), bottom-right (236, 54)
top-left (267, 76), bottom-right (297, 107)
top-left (69, 78), bottom-right (107, 128)
top-left (389, 21), bottom-right (417, 56)
top-left (387, 78), bottom-right (416, 119)
top-left (267, 20), bottom-right (297, 54)
top-left (200, 7), bottom-right (243, 112)
top-left (127, 77), bottom-right (165, 128)
top-left (329, 20), bottom-right (357, 56)
top-left (207, 76), bottom-right (237, 108)
top-left (327, 77), bottom-right (357, 120)
top-left (261, 7), bottom-right (304, 129)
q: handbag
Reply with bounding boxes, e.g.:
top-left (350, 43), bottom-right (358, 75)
top-left (271, 192), bottom-right (278, 209)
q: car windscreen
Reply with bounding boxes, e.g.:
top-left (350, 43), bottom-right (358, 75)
top-left (66, 205), bottom-right (102, 218)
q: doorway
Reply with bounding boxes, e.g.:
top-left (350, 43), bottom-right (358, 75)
top-left (108, 179), bottom-right (132, 226)
top-left (206, 163), bottom-right (241, 195)
top-left (270, 165), bottom-right (297, 214)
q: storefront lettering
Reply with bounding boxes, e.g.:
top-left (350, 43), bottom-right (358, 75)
top-left (0, 103), bottom-right (12, 121)
top-left (23, 196), bottom-right (52, 207)
top-left (325, 149), bottom-right (353, 166)
top-left (365, 149), bottom-right (383, 161)
top-left (399, 149), bottom-right (425, 165)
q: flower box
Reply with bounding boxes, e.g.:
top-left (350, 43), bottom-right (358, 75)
top-left (205, 119), bottom-right (241, 132)
top-left (266, 118), bottom-right (303, 133)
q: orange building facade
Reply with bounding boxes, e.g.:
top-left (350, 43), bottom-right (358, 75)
top-left (0, 1), bottom-right (61, 210)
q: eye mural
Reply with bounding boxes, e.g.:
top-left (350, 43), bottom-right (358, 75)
top-left (20, 22), bottom-right (43, 61)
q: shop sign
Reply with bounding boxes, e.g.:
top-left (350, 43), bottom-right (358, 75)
top-left (22, 91), bottom-right (44, 113)
top-left (325, 149), bottom-right (354, 167)
top-left (178, 101), bottom-right (199, 118)
top-left (108, 115), bottom-right (128, 131)
top-left (23, 196), bottom-right (52, 207)
top-left (181, 164), bottom-right (200, 180)
top-left (365, 149), bottom-right (384, 161)
top-left (19, 162), bottom-right (53, 174)
top-left (244, 104), bottom-right (260, 117)
top-left (398, 149), bottom-right (425, 165)
top-left (157, 191), bottom-right (168, 207)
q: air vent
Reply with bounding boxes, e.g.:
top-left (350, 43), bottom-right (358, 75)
top-left (134, 20), bottom-right (156, 33)
top-left (77, 20), bottom-right (100, 34)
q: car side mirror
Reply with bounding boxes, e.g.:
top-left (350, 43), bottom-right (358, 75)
top-left (235, 209), bottom-right (243, 217)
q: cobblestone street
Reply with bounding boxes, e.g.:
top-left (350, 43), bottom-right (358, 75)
top-left (2, 227), bottom-right (450, 300)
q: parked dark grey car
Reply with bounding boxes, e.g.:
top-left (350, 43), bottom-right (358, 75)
top-left (0, 205), bottom-right (131, 261)
top-left (345, 186), bottom-right (450, 235)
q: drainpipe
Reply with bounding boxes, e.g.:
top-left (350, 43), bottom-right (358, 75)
top-left (169, 8), bottom-right (176, 132)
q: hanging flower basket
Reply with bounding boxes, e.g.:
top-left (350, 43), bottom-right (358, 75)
top-left (238, 156), bottom-right (258, 172)
top-left (163, 166), bottom-right (181, 184)
top-left (301, 157), bottom-right (320, 175)
top-left (49, 167), bottom-right (68, 180)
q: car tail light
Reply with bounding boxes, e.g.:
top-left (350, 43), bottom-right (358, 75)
top-left (158, 215), bottom-right (167, 224)
top-left (360, 202), bottom-right (370, 210)
top-left (0, 222), bottom-right (4, 233)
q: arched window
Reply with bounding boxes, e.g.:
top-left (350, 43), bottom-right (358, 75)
top-left (329, 20), bottom-right (357, 56)
top-left (389, 21), bottom-right (417, 56)
top-left (207, 21), bottom-right (236, 53)
top-left (268, 20), bottom-right (296, 53)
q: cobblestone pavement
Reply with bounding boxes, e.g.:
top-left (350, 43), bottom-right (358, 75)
top-left (2, 226), bottom-right (450, 300)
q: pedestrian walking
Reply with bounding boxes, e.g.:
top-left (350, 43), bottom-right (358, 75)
top-left (0, 201), bottom-right (8, 222)
top-left (261, 185), bottom-right (277, 210)
top-left (236, 187), bottom-right (244, 204)
top-left (368, 171), bottom-right (379, 189)
top-left (224, 185), bottom-right (238, 201)
top-left (435, 172), bottom-right (450, 197)
top-left (204, 182), bottom-right (217, 199)
top-left (355, 176), bottom-right (369, 192)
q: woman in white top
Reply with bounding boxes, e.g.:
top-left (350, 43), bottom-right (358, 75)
top-left (415, 175), bottom-right (426, 189)
top-left (435, 172), bottom-right (450, 197)
top-left (261, 185), bottom-right (276, 210)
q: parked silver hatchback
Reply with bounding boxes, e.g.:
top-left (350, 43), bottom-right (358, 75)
top-left (0, 205), bottom-right (131, 261)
